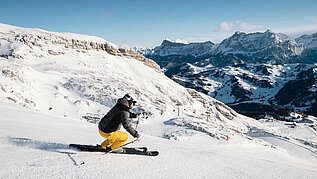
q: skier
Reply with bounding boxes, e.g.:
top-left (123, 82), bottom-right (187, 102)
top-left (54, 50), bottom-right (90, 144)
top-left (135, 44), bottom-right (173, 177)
top-left (98, 94), bottom-right (142, 153)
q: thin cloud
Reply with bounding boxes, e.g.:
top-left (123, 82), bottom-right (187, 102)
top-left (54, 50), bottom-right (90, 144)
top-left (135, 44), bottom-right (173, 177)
top-left (238, 22), bottom-right (265, 31)
top-left (216, 22), bottom-right (233, 32)
top-left (215, 21), bottom-right (265, 32)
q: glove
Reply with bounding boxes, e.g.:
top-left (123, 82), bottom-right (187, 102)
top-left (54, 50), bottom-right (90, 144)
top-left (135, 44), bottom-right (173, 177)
top-left (130, 112), bottom-right (140, 118)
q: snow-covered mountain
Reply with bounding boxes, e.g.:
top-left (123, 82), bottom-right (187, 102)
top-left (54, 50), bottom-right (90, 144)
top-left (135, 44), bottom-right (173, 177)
top-left (296, 32), bottom-right (317, 61)
top-left (143, 38), bottom-right (215, 56)
top-left (135, 39), bottom-right (215, 68)
top-left (167, 63), bottom-right (317, 118)
top-left (0, 23), bottom-right (261, 141)
top-left (296, 32), bottom-right (317, 50)
top-left (0, 23), bottom-right (160, 71)
top-left (216, 30), bottom-right (303, 55)
top-left (137, 30), bottom-right (316, 69)
top-left (212, 30), bottom-right (305, 66)
top-left (135, 30), bottom-right (317, 119)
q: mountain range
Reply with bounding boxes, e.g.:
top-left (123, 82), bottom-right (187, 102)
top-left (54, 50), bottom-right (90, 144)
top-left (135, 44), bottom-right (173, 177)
top-left (135, 30), bottom-right (317, 119)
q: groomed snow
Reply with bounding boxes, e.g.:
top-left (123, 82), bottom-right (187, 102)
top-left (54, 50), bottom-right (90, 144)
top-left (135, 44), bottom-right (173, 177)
top-left (1, 104), bottom-right (317, 178)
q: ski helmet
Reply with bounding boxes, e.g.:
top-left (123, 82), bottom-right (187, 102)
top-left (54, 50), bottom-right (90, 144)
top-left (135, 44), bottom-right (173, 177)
top-left (124, 93), bottom-right (136, 106)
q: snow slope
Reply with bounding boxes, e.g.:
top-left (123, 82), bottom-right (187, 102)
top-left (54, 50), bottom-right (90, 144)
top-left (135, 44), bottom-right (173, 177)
top-left (1, 104), bottom-right (317, 178)
top-left (166, 62), bottom-right (317, 118)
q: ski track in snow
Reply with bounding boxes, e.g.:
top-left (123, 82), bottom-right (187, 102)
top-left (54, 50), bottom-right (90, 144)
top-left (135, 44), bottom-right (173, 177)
top-left (1, 105), bottom-right (317, 178)
top-left (254, 136), bottom-right (317, 160)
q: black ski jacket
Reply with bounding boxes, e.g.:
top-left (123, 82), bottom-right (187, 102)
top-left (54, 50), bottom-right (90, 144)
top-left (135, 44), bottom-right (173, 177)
top-left (98, 97), bottom-right (139, 137)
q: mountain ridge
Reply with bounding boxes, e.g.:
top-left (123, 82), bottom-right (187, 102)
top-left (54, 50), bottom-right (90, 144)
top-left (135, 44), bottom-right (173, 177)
top-left (0, 23), bottom-right (161, 72)
top-left (135, 30), bottom-right (317, 119)
top-left (136, 29), bottom-right (317, 67)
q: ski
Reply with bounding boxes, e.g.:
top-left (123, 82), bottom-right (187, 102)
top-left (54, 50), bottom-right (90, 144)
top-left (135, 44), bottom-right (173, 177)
top-left (69, 144), bottom-right (158, 156)
top-left (69, 144), bottom-right (109, 152)
top-left (115, 148), bottom-right (159, 156)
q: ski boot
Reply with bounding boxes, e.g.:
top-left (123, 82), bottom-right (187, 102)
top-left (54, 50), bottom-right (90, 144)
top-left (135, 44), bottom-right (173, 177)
top-left (112, 147), bottom-right (124, 153)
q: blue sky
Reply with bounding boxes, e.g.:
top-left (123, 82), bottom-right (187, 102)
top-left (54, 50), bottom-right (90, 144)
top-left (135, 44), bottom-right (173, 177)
top-left (1, 0), bottom-right (317, 47)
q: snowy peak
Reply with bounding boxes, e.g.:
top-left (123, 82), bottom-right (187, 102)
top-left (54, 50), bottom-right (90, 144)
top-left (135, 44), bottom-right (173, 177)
top-left (295, 32), bottom-right (317, 61)
top-left (136, 30), bottom-right (317, 69)
top-left (0, 23), bottom-right (115, 45)
top-left (0, 23), bottom-right (161, 72)
top-left (296, 32), bottom-right (317, 49)
top-left (215, 30), bottom-right (302, 56)
top-left (133, 30), bottom-right (317, 119)
top-left (207, 30), bottom-right (307, 66)
top-left (163, 38), bottom-right (190, 44)
top-left (134, 39), bottom-right (215, 68)
top-left (151, 39), bottom-right (215, 57)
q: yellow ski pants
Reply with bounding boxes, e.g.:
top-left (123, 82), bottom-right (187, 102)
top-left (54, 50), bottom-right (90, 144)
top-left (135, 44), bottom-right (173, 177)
top-left (99, 129), bottom-right (128, 149)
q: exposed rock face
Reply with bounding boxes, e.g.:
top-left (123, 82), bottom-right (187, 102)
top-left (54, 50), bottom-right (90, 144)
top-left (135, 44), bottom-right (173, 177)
top-left (212, 30), bottom-right (305, 66)
top-left (116, 48), bottom-right (161, 72)
top-left (0, 28), bottom-right (161, 72)
top-left (216, 30), bottom-right (303, 56)
top-left (135, 39), bottom-right (215, 68)
top-left (151, 39), bottom-right (215, 56)
top-left (136, 30), bottom-right (317, 69)
top-left (296, 32), bottom-right (317, 62)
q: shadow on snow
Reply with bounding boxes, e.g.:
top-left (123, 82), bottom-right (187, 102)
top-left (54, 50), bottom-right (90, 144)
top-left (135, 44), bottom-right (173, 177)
top-left (3, 137), bottom-right (80, 165)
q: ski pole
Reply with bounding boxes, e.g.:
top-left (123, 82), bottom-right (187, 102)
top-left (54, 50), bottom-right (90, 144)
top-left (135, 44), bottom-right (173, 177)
top-left (136, 116), bottom-right (140, 130)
